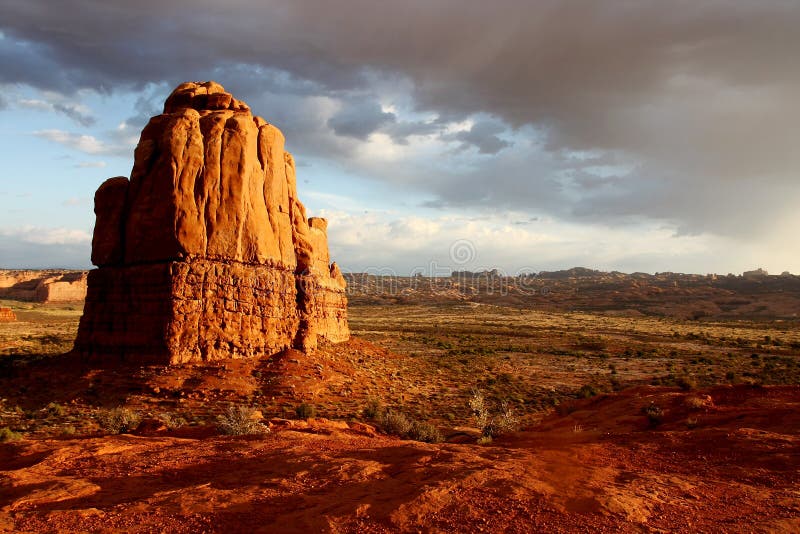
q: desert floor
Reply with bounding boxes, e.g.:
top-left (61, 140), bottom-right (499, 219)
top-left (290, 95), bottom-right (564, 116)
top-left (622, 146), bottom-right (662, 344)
top-left (1, 300), bottom-right (798, 532)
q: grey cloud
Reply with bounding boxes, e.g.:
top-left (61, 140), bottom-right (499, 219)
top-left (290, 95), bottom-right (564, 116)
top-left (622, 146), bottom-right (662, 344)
top-left (327, 99), bottom-right (395, 139)
top-left (52, 102), bottom-right (96, 126)
top-left (1, 0), bottom-right (799, 239)
top-left (444, 120), bottom-right (512, 154)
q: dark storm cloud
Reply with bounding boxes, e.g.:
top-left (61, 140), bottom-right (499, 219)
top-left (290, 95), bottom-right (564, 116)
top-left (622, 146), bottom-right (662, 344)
top-left (444, 120), bottom-right (512, 155)
top-left (2, 0), bottom-right (799, 238)
top-left (328, 100), bottom-right (396, 140)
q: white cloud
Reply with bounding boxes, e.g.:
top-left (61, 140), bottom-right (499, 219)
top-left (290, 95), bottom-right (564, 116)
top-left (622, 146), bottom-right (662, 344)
top-left (0, 226), bottom-right (91, 245)
top-left (17, 93), bottom-right (96, 126)
top-left (33, 129), bottom-right (106, 154)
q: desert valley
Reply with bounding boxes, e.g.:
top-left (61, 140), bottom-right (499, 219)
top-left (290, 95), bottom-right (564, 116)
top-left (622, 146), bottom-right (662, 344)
top-left (0, 81), bottom-right (797, 529)
top-left (2, 3), bottom-right (800, 532)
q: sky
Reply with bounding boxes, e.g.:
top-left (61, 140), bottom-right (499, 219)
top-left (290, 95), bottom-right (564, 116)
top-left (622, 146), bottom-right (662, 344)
top-left (1, 0), bottom-right (798, 275)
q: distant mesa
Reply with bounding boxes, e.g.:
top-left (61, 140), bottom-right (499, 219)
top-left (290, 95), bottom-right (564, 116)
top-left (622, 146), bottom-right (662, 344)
top-left (742, 268), bottom-right (769, 278)
top-left (74, 81), bottom-right (349, 364)
top-left (0, 270), bottom-right (87, 303)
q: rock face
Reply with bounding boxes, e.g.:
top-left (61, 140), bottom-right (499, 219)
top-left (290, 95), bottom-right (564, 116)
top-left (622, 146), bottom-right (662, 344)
top-left (74, 81), bottom-right (349, 364)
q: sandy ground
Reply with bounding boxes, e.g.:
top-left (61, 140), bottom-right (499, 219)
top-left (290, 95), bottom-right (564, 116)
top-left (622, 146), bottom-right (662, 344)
top-left (1, 384), bottom-right (798, 533)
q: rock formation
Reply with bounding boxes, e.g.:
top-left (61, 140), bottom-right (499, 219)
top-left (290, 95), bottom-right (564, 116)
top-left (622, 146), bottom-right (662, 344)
top-left (74, 81), bottom-right (349, 364)
top-left (0, 307), bottom-right (16, 322)
top-left (0, 270), bottom-right (88, 303)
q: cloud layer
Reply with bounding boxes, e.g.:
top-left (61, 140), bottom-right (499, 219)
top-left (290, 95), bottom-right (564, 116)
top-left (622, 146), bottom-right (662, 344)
top-left (1, 1), bottom-right (799, 271)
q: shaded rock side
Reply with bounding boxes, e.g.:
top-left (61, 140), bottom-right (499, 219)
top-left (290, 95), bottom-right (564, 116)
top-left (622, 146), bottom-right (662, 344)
top-left (75, 81), bottom-right (348, 364)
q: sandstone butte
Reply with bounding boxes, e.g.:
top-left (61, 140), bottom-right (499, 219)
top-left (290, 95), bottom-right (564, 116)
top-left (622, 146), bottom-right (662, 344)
top-left (73, 81), bottom-right (349, 364)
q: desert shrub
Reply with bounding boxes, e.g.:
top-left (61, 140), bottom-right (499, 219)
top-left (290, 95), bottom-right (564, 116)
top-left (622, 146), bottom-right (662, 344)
top-left (408, 421), bottom-right (443, 443)
top-left (98, 407), bottom-right (141, 434)
top-left (295, 403), bottom-right (316, 419)
top-left (495, 401), bottom-right (519, 434)
top-left (468, 389), bottom-right (490, 433)
top-left (45, 402), bottom-right (65, 417)
top-left (362, 397), bottom-right (383, 420)
top-left (685, 417), bottom-right (698, 429)
top-left (577, 384), bottom-right (600, 399)
top-left (379, 410), bottom-right (413, 436)
top-left (469, 389), bottom-right (519, 438)
top-left (158, 412), bottom-right (188, 429)
top-left (477, 435), bottom-right (493, 445)
top-left (61, 425), bottom-right (76, 436)
top-left (684, 396), bottom-right (708, 410)
top-left (217, 405), bottom-right (268, 436)
top-left (641, 402), bottom-right (663, 426)
top-left (0, 427), bottom-right (22, 442)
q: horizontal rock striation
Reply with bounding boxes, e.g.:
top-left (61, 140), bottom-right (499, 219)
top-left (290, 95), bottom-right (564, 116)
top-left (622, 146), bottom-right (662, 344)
top-left (75, 81), bottom-right (348, 364)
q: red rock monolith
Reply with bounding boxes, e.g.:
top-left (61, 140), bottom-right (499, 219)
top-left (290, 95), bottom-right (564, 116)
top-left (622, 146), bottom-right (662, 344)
top-left (74, 81), bottom-right (349, 364)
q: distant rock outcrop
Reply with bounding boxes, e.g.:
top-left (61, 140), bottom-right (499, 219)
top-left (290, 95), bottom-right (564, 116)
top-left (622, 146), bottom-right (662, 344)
top-left (0, 270), bottom-right (87, 303)
top-left (0, 307), bottom-right (16, 322)
top-left (74, 81), bottom-right (349, 364)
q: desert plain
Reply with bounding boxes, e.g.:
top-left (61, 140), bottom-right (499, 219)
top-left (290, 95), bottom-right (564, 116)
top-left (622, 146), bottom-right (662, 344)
top-left (1, 268), bottom-right (798, 532)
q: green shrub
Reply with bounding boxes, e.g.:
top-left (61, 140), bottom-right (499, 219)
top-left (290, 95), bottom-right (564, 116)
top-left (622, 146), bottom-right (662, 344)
top-left (97, 407), bottom-right (141, 434)
top-left (0, 427), bottom-right (22, 442)
top-left (158, 412), bottom-right (188, 429)
top-left (408, 421), bottom-right (443, 443)
top-left (45, 402), bottom-right (66, 417)
top-left (217, 405), bottom-right (268, 436)
top-left (379, 410), bottom-right (413, 436)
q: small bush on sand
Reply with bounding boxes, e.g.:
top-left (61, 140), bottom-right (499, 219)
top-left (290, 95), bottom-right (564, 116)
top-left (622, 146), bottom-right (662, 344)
top-left (295, 403), bottom-right (316, 419)
top-left (408, 421), bottom-right (443, 443)
top-left (495, 401), bottom-right (520, 434)
top-left (98, 407), bottom-right (141, 434)
top-left (469, 389), bottom-right (520, 439)
top-left (362, 397), bottom-right (383, 420)
top-left (217, 405), bottom-right (268, 436)
top-left (379, 410), bottom-right (413, 436)
top-left (158, 412), bottom-right (188, 429)
top-left (45, 402), bottom-right (65, 417)
top-left (0, 427), bottom-right (22, 442)
top-left (375, 410), bottom-right (442, 443)
top-left (468, 389), bottom-right (490, 433)
top-left (641, 402), bottom-right (663, 426)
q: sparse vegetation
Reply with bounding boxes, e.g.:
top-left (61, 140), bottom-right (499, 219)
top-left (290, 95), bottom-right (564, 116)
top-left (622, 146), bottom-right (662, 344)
top-left (0, 427), bottom-right (22, 442)
top-left (362, 397), bottom-right (383, 419)
top-left (217, 405), bottom-right (268, 436)
top-left (642, 402), bottom-right (663, 426)
top-left (158, 412), bottom-right (188, 429)
top-left (97, 407), bottom-right (141, 434)
top-left (379, 410), bottom-right (413, 436)
top-left (469, 389), bottom-right (519, 439)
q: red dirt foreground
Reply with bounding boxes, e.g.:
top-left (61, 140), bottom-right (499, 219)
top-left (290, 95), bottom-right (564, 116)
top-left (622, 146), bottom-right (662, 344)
top-left (1, 385), bottom-right (798, 533)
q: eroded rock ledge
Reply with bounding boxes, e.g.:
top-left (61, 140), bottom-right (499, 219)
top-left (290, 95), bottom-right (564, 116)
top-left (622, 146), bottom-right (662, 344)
top-left (74, 81), bottom-right (349, 364)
